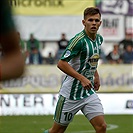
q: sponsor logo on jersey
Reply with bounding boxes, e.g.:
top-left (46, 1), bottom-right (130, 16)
top-left (88, 54), bottom-right (100, 67)
top-left (82, 70), bottom-right (95, 78)
top-left (64, 50), bottom-right (71, 58)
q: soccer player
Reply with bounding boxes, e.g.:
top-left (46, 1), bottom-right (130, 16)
top-left (0, 0), bottom-right (25, 81)
top-left (44, 7), bottom-right (107, 133)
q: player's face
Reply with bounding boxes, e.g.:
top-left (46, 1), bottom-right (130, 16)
top-left (82, 14), bottom-right (101, 35)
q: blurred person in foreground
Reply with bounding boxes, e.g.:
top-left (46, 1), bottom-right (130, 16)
top-left (44, 7), bottom-right (107, 133)
top-left (0, 0), bottom-right (25, 81)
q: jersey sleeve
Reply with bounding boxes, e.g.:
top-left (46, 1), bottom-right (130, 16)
top-left (60, 37), bottom-right (82, 62)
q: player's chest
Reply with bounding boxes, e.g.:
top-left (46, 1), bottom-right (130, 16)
top-left (82, 39), bottom-right (101, 57)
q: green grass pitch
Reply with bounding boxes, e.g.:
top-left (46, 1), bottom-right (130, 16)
top-left (0, 115), bottom-right (133, 133)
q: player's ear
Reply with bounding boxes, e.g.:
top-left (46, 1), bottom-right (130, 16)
top-left (82, 20), bottom-right (86, 26)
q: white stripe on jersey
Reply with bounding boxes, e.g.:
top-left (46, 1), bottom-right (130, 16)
top-left (90, 41), bottom-right (95, 54)
top-left (80, 38), bottom-right (90, 98)
top-left (96, 41), bottom-right (99, 54)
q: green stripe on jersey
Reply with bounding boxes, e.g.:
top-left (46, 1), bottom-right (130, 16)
top-left (68, 32), bottom-right (84, 51)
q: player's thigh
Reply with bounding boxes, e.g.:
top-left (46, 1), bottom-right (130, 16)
top-left (54, 95), bottom-right (84, 126)
top-left (81, 93), bottom-right (104, 121)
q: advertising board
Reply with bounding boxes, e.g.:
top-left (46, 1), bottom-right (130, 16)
top-left (0, 65), bottom-right (132, 93)
top-left (0, 93), bottom-right (132, 115)
top-left (10, 0), bottom-right (94, 15)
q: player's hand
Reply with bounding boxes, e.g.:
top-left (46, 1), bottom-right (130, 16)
top-left (80, 76), bottom-right (93, 90)
top-left (94, 77), bottom-right (100, 91)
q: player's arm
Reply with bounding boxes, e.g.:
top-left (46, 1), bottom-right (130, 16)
top-left (94, 70), bottom-right (100, 91)
top-left (57, 60), bottom-right (93, 90)
top-left (0, 31), bottom-right (25, 81)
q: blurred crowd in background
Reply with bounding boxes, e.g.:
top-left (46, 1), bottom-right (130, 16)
top-left (0, 31), bottom-right (132, 65)
top-left (18, 31), bottom-right (133, 65)
top-left (1, 0), bottom-right (132, 66)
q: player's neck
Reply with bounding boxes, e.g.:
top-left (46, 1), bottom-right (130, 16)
top-left (88, 34), bottom-right (96, 41)
top-left (85, 29), bottom-right (96, 41)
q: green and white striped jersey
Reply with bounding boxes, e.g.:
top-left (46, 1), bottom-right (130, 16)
top-left (59, 30), bottom-right (103, 100)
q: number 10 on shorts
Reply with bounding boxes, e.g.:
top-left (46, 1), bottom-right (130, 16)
top-left (64, 112), bottom-right (73, 121)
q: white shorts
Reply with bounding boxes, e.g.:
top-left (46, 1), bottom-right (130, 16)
top-left (54, 93), bottom-right (104, 126)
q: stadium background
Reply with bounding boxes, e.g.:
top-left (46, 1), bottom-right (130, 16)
top-left (0, 0), bottom-right (133, 133)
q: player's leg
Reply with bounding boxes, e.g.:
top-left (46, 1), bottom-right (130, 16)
top-left (44, 95), bottom-right (81, 133)
top-left (81, 93), bottom-right (107, 133)
top-left (90, 115), bottom-right (106, 133)
top-left (44, 122), bottom-right (67, 133)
